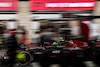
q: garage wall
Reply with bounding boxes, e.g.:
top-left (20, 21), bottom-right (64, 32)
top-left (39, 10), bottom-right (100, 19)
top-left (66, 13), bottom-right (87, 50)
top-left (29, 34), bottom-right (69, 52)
top-left (93, 1), bottom-right (100, 33)
top-left (93, 1), bottom-right (100, 23)
top-left (18, 1), bottom-right (32, 39)
top-left (18, 1), bottom-right (100, 40)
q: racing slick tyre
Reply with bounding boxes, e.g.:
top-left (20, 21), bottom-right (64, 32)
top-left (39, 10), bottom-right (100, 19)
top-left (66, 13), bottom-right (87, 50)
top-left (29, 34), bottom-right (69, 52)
top-left (93, 48), bottom-right (100, 66)
top-left (17, 51), bottom-right (32, 66)
top-left (0, 61), bottom-right (1, 67)
top-left (39, 51), bottom-right (51, 67)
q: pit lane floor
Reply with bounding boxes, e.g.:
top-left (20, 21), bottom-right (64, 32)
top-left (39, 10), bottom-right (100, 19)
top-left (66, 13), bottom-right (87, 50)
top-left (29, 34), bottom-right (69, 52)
top-left (0, 62), bottom-right (98, 67)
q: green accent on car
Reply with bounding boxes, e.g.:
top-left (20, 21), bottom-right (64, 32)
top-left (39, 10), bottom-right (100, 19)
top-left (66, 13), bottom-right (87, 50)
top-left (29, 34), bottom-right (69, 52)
top-left (60, 37), bottom-right (63, 40)
top-left (0, 36), bottom-right (2, 44)
top-left (16, 52), bottom-right (26, 61)
top-left (53, 42), bottom-right (58, 46)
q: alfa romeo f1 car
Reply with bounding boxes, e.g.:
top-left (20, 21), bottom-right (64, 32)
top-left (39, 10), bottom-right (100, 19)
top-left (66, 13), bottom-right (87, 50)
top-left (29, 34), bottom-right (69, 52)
top-left (1, 36), bottom-right (100, 67)
top-left (22, 37), bottom-right (93, 67)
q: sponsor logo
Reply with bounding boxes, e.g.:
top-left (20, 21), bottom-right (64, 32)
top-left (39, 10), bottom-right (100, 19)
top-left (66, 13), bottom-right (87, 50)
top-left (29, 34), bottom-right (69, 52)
top-left (0, 3), bottom-right (12, 7)
top-left (45, 2), bottom-right (94, 7)
top-left (52, 50), bottom-right (60, 53)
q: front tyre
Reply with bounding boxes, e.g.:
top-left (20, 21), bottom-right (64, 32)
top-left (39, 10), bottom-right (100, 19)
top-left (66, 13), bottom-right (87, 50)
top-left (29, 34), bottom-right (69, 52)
top-left (17, 51), bottom-right (32, 66)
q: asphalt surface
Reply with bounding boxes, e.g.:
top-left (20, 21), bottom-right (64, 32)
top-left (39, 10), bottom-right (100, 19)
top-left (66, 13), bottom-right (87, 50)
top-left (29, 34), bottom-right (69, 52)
top-left (1, 62), bottom-right (98, 67)
top-left (1, 62), bottom-right (61, 67)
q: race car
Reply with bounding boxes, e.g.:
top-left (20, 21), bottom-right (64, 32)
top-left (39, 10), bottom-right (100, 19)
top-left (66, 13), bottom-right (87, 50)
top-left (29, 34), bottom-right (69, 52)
top-left (24, 37), bottom-right (92, 67)
top-left (0, 35), bottom-right (98, 67)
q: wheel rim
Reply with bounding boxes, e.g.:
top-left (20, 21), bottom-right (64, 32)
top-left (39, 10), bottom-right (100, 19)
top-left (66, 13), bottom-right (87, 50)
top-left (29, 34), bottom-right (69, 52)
top-left (19, 54), bottom-right (30, 64)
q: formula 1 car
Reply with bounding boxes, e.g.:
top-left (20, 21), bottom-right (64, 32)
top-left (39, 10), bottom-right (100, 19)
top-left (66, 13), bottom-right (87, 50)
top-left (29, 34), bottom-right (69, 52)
top-left (0, 35), bottom-right (99, 67)
top-left (1, 38), bottom-right (89, 67)
top-left (22, 37), bottom-right (93, 67)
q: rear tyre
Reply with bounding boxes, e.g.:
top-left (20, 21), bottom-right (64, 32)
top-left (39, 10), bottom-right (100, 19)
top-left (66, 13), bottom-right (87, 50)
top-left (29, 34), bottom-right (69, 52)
top-left (17, 51), bottom-right (32, 66)
top-left (0, 61), bottom-right (1, 67)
